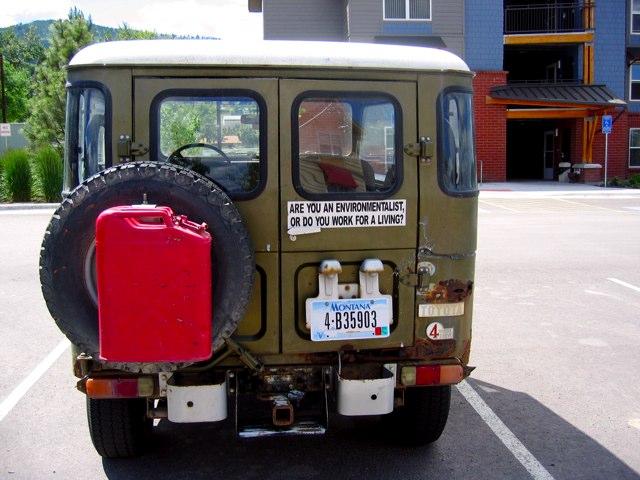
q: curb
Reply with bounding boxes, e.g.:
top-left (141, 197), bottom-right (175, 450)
top-left (0, 203), bottom-right (59, 211)
top-left (479, 183), bottom-right (640, 199)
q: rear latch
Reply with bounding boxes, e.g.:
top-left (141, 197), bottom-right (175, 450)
top-left (399, 261), bottom-right (436, 292)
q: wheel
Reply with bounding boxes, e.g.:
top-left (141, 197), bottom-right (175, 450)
top-left (168, 142), bottom-right (231, 175)
top-left (39, 161), bottom-right (255, 372)
top-left (87, 397), bottom-right (151, 458)
top-left (382, 386), bottom-right (451, 445)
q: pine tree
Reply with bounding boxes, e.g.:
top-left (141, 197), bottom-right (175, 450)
top-left (25, 8), bottom-right (94, 152)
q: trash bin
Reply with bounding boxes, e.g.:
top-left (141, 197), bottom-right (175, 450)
top-left (558, 162), bottom-right (572, 182)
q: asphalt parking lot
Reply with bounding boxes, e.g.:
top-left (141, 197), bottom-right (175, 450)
top-left (1, 182), bottom-right (639, 479)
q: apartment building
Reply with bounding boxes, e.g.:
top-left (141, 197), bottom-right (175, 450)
top-left (252, 0), bottom-right (634, 183)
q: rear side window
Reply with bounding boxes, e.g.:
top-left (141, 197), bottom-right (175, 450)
top-left (293, 93), bottom-right (402, 199)
top-left (64, 85), bottom-right (109, 192)
top-left (152, 91), bottom-right (265, 199)
top-left (438, 88), bottom-right (477, 197)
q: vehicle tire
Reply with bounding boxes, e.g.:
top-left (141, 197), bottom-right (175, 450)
top-left (381, 386), bottom-right (451, 445)
top-left (86, 397), bottom-right (151, 458)
top-left (39, 161), bottom-right (255, 372)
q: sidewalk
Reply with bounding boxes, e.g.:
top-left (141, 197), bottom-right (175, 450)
top-left (1, 181), bottom-right (639, 209)
top-left (480, 181), bottom-right (640, 199)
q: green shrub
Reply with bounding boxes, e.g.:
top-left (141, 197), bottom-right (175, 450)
top-left (34, 146), bottom-right (63, 202)
top-left (1, 150), bottom-right (32, 202)
top-left (608, 176), bottom-right (622, 187)
top-left (607, 174), bottom-right (640, 189)
top-left (628, 173), bottom-right (640, 188)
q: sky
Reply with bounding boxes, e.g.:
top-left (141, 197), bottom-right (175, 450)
top-left (0, 0), bottom-right (263, 41)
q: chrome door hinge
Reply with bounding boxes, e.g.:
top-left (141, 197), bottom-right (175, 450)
top-left (403, 136), bottom-right (433, 163)
top-left (118, 134), bottom-right (149, 161)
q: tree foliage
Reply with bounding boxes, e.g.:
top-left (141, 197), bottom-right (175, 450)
top-left (24, 8), bottom-right (94, 152)
top-left (0, 26), bottom-right (45, 73)
top-left (3, 62), bottom-right (29, 122)
top-left (1, 25), bottom-right (45, 122)
top-left (115, 22), bottom-right (165, 40)
top-left (2, 10), bottom-right (169, 150)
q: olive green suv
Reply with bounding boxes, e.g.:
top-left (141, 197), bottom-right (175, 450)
top-left (40, 39), bottom-right (477, 458)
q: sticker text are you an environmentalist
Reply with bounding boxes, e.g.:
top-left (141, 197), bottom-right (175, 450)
top-left (287, 200), bottom-right (406, 230)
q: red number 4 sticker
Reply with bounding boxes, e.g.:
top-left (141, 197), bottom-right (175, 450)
top-left (427, 322), bottom-right (443, 340)
top-left (426, 322), bottom-right (454, 340)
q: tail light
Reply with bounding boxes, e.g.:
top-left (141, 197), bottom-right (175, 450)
top-left (400, 365), bottom-right (463, 386)
top-left (85, 377), bottom-right (154, 398)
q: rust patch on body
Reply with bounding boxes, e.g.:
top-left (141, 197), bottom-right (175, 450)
top-left (402, 338), bottom-right (456, 359)
top-left (460, 339), bottom-right (472, 365)
top-left (424, 280), bottom-right (472, 303)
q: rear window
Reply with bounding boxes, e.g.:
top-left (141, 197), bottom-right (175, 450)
top-left (152, 90), bottom-right (265, 199)
top-left (438, 88), bottom-right (477, 197)
top-left (64, 84), bottom-right (109, 192)
top-left (293, 93), bottom-right (402, 199)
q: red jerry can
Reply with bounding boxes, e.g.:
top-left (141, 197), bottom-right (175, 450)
top-left (96, 206), bottom-right (212, 362)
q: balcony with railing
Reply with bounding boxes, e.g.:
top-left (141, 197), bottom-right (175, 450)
top-left (504, 2), bottom-right (595, 35)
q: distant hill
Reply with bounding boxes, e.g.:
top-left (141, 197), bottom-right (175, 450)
top-left (0, 19), bottom-right (211, 46)
top-left (4, 20), bottom-right (56, 42)
top-left (1, 20), bottom-right (120, 46)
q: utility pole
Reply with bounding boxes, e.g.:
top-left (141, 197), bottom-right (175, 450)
top-left (0, 54), bottom-right (7, 123)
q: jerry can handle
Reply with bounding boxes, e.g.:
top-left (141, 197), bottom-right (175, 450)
top-left (105, 207), bottom-right (175, 228)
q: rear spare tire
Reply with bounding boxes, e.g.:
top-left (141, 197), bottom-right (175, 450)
top-left (40, 161), bottom-right (254, 372)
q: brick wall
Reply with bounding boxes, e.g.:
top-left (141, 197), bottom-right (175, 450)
top-left (473, 71), bottom-right (507, 182)
top-left (627, 113), bottom-right (640, 178)
top-left (568, 112), bottom-right (638, 183)
top-left (591, 113), bottom-right (627, 181)
top-left (594, 112), bottom-right (640, 180)
top-left (570, 118), bottom-right (583, 165)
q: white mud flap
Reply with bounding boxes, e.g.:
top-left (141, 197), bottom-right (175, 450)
top-left (167, 377), bottom-right (227, 423)
top-left (336, 364), bottom-right (396, 416)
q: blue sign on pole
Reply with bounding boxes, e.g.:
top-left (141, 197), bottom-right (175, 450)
top-left (602, 115), bottom-right (612, 134)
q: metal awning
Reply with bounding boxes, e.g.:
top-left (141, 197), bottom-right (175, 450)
top-left (488, 83), bottom-right (625, 165)
top-left (489, 83), bottom-right (625, 109)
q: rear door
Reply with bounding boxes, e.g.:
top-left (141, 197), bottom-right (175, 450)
top-left (278, 79), bottom-right (418, 353)
top-left (134, 77), bottom-right (280, 354)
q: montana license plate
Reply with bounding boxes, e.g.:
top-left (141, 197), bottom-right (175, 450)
top-left (308, 298), bottom-right (390, 341)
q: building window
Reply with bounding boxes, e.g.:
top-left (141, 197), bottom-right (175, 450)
top-left (384, 0), bottom-right (431, 21)
top-left (631, 64), bottom-right (640, 100)
top-left (633, 0), bottom-right (640, 34)
top-left (630, 129), bottom-right (640, 168)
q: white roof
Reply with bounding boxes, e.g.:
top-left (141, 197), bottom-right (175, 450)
top-left (69, 39), bottom-right (471, 73)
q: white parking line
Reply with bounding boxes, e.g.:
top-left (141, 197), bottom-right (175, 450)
top-left (608, 278), bottom-right (640, 293)
top-left (456, 380), bottom-right (555, 480)
top-left (0, 339), bottom-right (70, 423)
